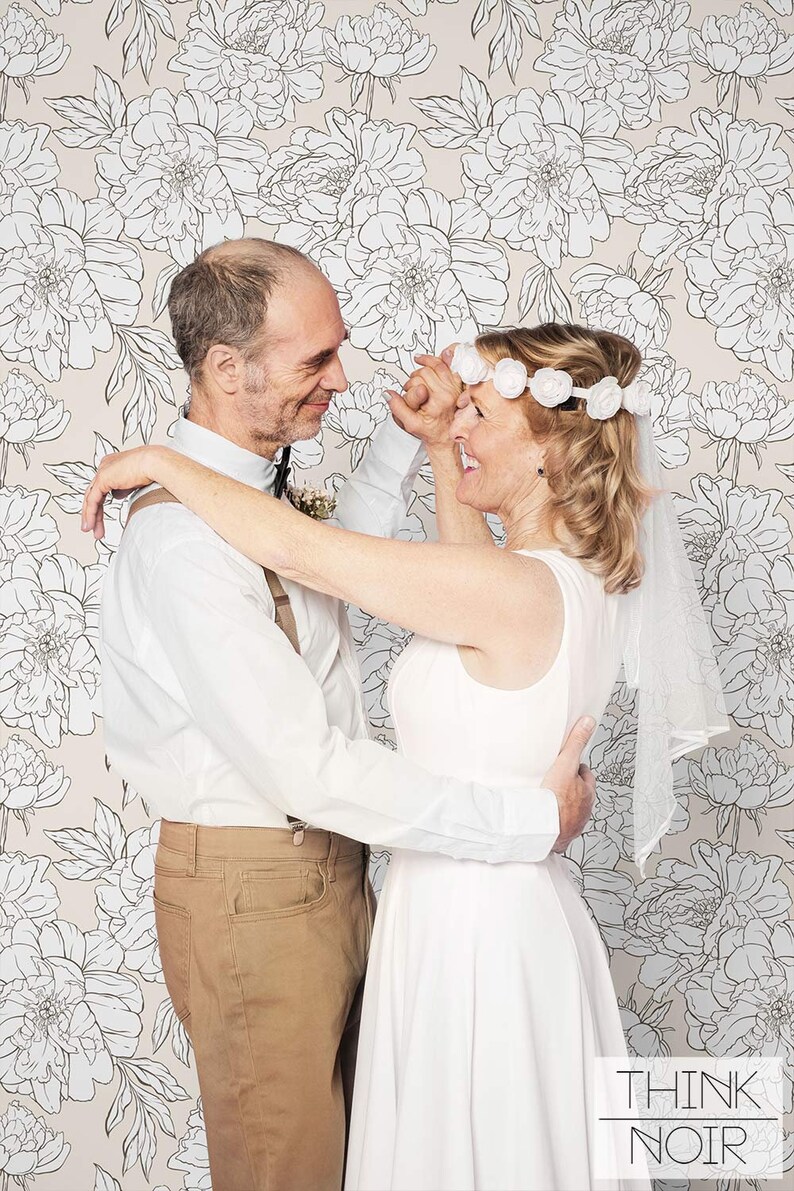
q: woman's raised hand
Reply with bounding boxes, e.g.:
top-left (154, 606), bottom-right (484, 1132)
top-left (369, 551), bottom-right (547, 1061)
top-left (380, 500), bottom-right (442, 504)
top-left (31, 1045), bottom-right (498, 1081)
top-left (385, 344), bottom-right (463, 451)
top-left (81, 445), bottom-right (165, 539)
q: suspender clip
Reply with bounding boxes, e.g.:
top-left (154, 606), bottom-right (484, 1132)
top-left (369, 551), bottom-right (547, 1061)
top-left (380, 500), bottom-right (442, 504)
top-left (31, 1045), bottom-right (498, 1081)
top-left (290, 821), bottom-right (307, 846)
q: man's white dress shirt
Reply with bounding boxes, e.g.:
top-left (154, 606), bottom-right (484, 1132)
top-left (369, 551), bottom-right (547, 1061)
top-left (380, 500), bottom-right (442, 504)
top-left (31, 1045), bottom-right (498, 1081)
top-left (100, 416), bottom-right (561, 862)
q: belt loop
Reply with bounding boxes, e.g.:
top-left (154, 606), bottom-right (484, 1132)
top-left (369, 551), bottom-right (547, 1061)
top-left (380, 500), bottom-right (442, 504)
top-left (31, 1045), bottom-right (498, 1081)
top-left (186, 823), bottom-right (197, 877)
top-left (327, 832), bottom-right (340, 882)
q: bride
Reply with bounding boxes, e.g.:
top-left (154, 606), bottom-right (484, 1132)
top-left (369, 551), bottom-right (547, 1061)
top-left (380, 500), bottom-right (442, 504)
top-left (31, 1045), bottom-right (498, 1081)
top-left (83, 321), bottom-right (723, 1190)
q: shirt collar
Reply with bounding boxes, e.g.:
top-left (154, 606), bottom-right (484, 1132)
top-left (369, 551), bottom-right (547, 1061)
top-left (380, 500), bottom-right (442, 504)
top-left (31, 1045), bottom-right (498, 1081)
top-left (169, 417), bottom-right (278, 495)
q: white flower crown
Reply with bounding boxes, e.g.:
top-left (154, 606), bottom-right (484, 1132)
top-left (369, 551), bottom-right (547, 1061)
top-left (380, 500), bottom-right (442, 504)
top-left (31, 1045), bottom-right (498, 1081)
top-left (449, 341), bottom-right (651, 420)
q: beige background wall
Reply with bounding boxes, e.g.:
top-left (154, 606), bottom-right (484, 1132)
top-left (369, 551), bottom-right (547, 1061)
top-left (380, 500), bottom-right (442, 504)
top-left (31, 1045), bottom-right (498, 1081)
top-left (0, 1), bottom-right (792, 1187)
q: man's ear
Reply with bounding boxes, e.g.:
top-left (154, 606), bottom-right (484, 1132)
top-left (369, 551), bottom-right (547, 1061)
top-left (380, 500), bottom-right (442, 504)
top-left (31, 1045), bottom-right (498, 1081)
top-left (204, 344), bottom-right (243, 395)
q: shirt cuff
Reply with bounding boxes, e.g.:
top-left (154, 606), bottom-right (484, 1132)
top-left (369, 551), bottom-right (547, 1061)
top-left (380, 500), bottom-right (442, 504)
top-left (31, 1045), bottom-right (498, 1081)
top-left (501, 786), bottom-right (561, 863)
top-left (369, 415), bottom-right (427, 476)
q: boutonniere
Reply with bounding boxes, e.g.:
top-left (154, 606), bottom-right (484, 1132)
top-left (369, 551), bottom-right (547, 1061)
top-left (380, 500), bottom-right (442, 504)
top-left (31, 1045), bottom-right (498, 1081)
top-left (285, 483), bottom-right (337, 521)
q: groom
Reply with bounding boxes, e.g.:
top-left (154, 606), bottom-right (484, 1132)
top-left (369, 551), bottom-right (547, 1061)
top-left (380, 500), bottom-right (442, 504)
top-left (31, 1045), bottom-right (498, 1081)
top-left (99, 237), bottom-right (598, 1191)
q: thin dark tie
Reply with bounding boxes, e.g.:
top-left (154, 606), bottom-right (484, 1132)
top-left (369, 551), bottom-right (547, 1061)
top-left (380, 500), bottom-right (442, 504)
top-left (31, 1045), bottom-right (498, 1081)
top-left (274, 445), bottom-right (291, 500)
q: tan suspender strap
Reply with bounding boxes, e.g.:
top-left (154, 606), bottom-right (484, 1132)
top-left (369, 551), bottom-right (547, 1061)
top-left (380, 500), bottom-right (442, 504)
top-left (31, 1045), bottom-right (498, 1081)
top-left (261, 569), bottom-right (301, 657)
top-left (127, 488), bottom-right (180, 515)
top-left (125, 488), bottom-right (302, 655)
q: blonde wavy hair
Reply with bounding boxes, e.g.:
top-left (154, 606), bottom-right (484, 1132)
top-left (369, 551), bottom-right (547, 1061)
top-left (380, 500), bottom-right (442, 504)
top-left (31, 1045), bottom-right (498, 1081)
top-left (475, 323), bottom-right (652, 595)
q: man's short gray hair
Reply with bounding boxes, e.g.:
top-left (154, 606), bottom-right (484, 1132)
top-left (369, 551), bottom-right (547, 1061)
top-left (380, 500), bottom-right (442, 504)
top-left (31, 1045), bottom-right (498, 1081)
top-left (167, 238), bottom-right (316, 384)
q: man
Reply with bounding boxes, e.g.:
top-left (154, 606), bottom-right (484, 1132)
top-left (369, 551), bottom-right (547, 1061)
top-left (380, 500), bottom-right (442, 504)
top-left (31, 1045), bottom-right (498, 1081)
top-left (98, 238), bottom-right (597, 1191)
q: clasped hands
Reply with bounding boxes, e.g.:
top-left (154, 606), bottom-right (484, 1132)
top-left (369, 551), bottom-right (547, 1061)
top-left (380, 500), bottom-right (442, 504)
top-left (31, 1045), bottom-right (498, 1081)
top-left (385, 343), bottom-right (464, 451)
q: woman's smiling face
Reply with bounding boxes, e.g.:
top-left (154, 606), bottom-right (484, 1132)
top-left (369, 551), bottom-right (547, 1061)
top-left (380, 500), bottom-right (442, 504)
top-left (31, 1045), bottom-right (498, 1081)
top-left (450, 379), bottom-right (545, 515)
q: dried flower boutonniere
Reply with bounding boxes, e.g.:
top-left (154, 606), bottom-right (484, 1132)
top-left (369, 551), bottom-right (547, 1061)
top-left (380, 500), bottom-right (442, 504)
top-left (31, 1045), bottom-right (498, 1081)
top-left (285, 483), bottom-right (337, 521)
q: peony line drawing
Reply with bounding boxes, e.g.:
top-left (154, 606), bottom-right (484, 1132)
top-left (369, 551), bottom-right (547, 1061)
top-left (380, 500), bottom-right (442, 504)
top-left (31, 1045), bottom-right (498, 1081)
top-left (34, 802), bottom-right (192, 1177)
top-left (689, 370), bottom-right (794, 483)
top-left (689, 2), bottom-right (794, 117)
top-left (316, 185), bottom-right (507, 371)
top-left (674, 473), bottom-right (791, 600)
top-left (557, 827), bottom-right (636, 953)
top-left (710, 552), bottom-right (794, 748)
top-left (258, 107), bottom-right (426, 253)
top-left (619, 983), bottom-right (674, 1058)
top-left (0, 4), bottom-right (70, 121)
top-left (0, 119), bottom-right (60, 202)
top-left (623, 108), bottom-right (791, 268)
top-left (168, 0), bottom-right (325, 130)
top-left (0, 918), bottom-right (143, 1113)
top-left (685, 734), bottom-right (794, 849)
top-left (623, 840), bottom-right (792, 1000)
top-left (0, 485), bottom-right (59, 564)
top-left (683, 186), bottom-right (794, 382)
top-left (461, 88), bottom-right (634, 270)
top-left (0, 372), bottom-right (70, 485)
top-left (571, 255), bottom-right (673, 351)
top-left (683, 916), bottom-right (794, 1091)
top-left (323, 371), bottom-right (395, 470)
top-left (0, 851), bottom-right (59, 928)
top-left (629, 349), bottom-right (693, 470)
top-left (323, 3), bottom-right (436, 118)
top-left (167, 1098), bottom-right (210, 1191)
top-left (50, 71), bottom-right (270, 274)
top-left (94, 87), bottom-right (269, 267)
top-left (0, 1100), bottom-right (70, 1186)
top-left (534, 0), bottom-right (691, 130)
top-left (0, 734), bottom-right (70, 850)
top-left (0, 550), bottom-right (104, 747)
top-left (0, 187), bottom-right (143, 384)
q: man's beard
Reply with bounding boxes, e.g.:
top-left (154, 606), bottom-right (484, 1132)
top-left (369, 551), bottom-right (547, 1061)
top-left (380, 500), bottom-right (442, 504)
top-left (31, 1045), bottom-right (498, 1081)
top-left (243, 359), bottom-right (333, 447)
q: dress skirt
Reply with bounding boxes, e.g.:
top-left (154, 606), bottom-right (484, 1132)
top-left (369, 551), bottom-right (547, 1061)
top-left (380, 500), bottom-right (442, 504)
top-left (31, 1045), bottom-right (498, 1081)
top-left (344, 848), bottom-right (653, 1191)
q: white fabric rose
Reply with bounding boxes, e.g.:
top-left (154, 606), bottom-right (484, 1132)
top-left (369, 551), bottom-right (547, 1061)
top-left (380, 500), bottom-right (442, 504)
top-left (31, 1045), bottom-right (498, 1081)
top-left (492, 358), bottom-right (528, 399)
top-left (586, 376), bottom-right (623, 420)
top-left (528, 367), bottom-right (573, 408)
top-left (621, 379), bottom-right (652, 417)
top-left (450, 342), bottom-right (490, 386)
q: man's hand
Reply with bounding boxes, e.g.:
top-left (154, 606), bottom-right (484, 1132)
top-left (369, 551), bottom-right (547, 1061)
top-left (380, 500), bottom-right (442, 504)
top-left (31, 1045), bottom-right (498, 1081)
top-left (385, 345), bottom-right (463, 450)
top-left (540, 716), bottom-right (598, 854)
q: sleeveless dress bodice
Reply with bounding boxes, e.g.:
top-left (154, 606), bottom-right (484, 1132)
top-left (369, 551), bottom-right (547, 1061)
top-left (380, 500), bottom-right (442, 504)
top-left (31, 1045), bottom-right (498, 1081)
top-left (388, 548), bottom-right (627, 786)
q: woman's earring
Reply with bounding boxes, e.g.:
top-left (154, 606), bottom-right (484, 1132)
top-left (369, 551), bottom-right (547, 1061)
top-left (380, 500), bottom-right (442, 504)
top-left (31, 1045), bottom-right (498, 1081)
top-left (537, 465), bottom-right (545, 477)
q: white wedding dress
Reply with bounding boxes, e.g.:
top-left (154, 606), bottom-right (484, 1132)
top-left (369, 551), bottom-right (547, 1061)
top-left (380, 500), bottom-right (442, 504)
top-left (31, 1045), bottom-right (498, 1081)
top-left (344, 549), bottom-right (653, 1191)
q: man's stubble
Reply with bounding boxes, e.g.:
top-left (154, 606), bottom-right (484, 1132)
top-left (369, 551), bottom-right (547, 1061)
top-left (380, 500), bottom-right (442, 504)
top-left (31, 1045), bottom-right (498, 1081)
top-left (242, 358), bottom-right (335, 453)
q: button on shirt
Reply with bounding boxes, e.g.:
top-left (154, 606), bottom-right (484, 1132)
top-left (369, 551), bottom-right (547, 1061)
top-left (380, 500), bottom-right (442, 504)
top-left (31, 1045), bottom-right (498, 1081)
top-left (99, 416), bottom-right (561, 862)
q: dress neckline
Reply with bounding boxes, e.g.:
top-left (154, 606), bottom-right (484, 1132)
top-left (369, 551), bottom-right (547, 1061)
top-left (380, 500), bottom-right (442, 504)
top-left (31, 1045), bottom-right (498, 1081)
top-left (510, 546), bottom-right (564, 556)
top-left (510, 546), bottom-right (592, 578)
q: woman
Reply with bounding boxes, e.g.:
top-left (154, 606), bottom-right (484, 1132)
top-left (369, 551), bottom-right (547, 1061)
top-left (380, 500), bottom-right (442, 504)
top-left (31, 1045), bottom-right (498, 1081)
top-left (83, 323), bottom-right (708, 1190)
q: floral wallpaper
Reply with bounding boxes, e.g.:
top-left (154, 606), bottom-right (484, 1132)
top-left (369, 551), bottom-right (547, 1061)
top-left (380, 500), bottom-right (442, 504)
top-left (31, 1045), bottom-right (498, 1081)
top-left (0, 0), bottom-right (793, 1187)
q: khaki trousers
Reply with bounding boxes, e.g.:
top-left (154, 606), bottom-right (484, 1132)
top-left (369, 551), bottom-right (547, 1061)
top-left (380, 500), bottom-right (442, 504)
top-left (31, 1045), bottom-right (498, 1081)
top-left (153, 819), bottom-right (375, 1191)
